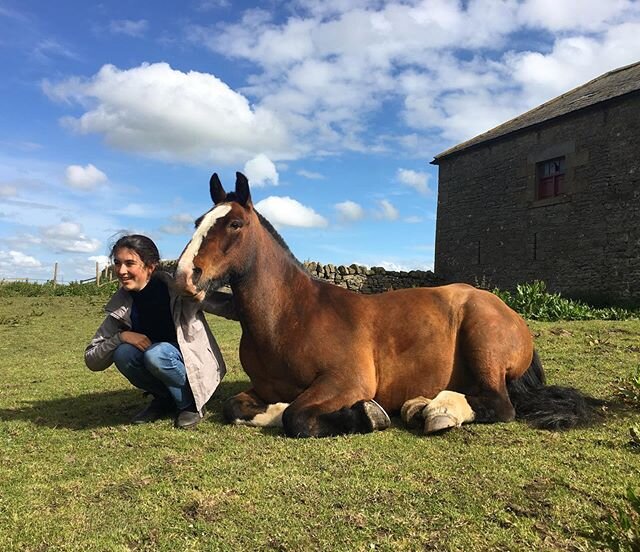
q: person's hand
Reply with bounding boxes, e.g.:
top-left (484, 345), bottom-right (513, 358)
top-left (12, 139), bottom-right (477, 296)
top-left (120, 331), bottom-right (152, 351)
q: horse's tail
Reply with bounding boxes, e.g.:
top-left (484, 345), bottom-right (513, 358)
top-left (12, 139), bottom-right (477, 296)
top-left (507, 350), bottom-right (597, 430)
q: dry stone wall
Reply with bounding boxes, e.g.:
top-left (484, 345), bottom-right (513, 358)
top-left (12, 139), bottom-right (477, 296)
top-left (303, 262), bottom-right (444, 293)
top-left (154, 260), bottom-right (444, 294)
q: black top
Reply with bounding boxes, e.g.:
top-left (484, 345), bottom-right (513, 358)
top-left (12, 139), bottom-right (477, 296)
top-left (130, 275), bottom-right (178, 344)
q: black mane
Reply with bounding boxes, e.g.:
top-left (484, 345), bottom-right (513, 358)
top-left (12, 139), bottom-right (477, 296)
top-left (255, 210), bottom-right (303, 268)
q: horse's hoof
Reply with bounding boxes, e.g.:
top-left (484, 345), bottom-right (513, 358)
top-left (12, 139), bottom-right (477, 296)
top-left (424, 414), bottom-right (459, 434)
top-left (363, 399), bottom-right (391, 431)
top-left (401, 397), bottom-right (431, 428)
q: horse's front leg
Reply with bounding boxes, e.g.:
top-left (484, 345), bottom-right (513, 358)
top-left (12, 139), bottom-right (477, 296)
top-left (223, 389), bottom-right (289, 428)
top-left (281, 377), bottom-right (390, 438)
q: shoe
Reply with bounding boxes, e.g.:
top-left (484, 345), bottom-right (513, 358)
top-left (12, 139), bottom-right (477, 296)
top-left (132, 397), bottom-right (175, 424)
top-left (175, 406), bottom-right (206, 429)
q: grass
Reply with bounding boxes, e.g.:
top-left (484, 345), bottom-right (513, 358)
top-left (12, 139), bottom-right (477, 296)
top-left (0, 297), bottom-right (639, 551)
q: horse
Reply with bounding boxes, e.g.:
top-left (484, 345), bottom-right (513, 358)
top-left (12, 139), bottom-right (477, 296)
top-left (175, 172), bottom-right (593, 438)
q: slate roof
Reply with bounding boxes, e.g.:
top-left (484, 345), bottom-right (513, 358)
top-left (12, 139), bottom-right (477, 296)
top-left (432, 60), bottom-right (640, 162)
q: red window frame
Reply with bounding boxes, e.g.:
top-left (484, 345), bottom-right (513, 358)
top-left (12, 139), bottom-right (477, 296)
top-left (536, 157), bottom-right (565, 200)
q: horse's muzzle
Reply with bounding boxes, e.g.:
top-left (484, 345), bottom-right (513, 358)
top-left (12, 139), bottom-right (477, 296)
top-left (175, 266), bottom-right (203, 299)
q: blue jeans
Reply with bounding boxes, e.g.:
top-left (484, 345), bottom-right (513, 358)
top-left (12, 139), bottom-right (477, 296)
top-left (113, 342), bottom-right (195, 411)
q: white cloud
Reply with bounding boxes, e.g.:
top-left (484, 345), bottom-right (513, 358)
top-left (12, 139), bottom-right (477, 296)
top-left (334, 200), bottom-right (364, 222)
top-left (186, 2), bottom-right (640, 152)
top-left (0, 184), bottom-right (18, 197)
top-left (193, 11), bottom-right (315, 68)
top-left (32, 39), bottom-right (79, 62)
top-left (0, 250), bottom-right (42, 269)
top-left (159, 213), bottom-right (194, 235)
top-left (109, 19), bottom-right (149, 37)
top-left (0, 156), bottom-right (134, 281)
top-left (75, 255), bottom-right (112, 279)
top-left (375, 199), bottom-right (399, 221)
top-left (398, 55), bottom-right (526, 141)
top-left (6, 233), bottom-right (42, 246)
top-left (41, 221), bottom-right (100, 253)
top-left (119, 204), bottom-right (148, 217)
top-left (243, 154), bottom-right (279, 187)
top-left (506, 23), bottom-right (640, 107)
top-left (518, 0), bottom-right (638, 32)
top-left (44, 221), bottom-right (79, 238)
top-left (39, 3), bottom-right (640, 165)
top-left (190, 1), bottom-right (524, 151)
top-left (88, 255), bottom-right (110, 268)
top-left (159, 225), bottom-right (189, 235)
top-left (44, 62), bottom-right (292, 165)
top-left (377, 259), bottom-right (433, 272)
top-left (297, 169), bottom-right (324, 180)
top-left (65, 163), bottom-right (107, 190)
top-left (0, 5), bottom-right (27, 20)
top-left (173, 213), bottom-right (194, 224)
top-left (255, 196), bottom-right (328, 228)
top-left (403, 21), bottom-right (640, 142)
top-left (196, 0), bottom-right (231, 10)
top-left (285, 0), bottom-right (363, 19)
top-left (0, 140), bottom-right (43, 152)
top-left (396, 168), bottom-right (431, 195)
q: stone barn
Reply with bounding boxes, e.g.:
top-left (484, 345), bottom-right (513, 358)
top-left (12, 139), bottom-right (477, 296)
top-left (432, 61), bottom-right (640, 306)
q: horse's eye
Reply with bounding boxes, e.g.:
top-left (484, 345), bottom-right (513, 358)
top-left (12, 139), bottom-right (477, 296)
top-left (229, 220), bottom-right (244, 230)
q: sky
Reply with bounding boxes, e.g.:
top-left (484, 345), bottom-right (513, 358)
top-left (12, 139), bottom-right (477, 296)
top-left (1, 0), bottom-right (640, 283)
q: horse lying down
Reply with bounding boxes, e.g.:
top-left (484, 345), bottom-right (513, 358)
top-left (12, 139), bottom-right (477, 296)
top-left (175, 172), bottom-right (594, 438)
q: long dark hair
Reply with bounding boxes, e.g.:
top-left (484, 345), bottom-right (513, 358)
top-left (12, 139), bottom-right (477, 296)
top-left (109, 234), bottom-right (160, 269)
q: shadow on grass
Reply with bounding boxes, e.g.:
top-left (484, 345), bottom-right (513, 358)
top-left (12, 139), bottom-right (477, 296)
top-left (3, 380), bottom-right (632, 435)
top-left (0, 381), bottom-right (250, 430)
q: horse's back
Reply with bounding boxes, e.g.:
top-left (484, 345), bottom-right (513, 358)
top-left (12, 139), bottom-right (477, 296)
top-left (367, 282), bottom-right (528, 346)
top-left (365, 282), bottom-right (484, 331)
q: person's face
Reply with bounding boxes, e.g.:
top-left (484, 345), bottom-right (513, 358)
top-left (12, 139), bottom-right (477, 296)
top-left (113, 247), bottom-right (155, 292)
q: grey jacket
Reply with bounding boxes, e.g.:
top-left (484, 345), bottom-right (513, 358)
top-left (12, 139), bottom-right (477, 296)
top-left (84, 271), bottom-right (234, 412)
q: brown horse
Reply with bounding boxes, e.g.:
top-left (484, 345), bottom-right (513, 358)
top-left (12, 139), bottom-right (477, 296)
top-left (175, 172), bottom-right (592, 438)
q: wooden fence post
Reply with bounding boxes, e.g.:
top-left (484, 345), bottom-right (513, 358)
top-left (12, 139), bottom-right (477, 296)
top-left (53, 263), bottom-right (58, 287)
top-left (96, 262), bottom-right (100, 286)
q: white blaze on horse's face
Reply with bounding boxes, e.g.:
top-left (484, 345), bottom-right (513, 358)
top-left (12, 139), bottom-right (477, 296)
top-left (176, 203), bottom-right (232, 292)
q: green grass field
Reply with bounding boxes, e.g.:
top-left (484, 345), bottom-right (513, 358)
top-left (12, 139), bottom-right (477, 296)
top-left (0, 296), bottom-right (638, 551)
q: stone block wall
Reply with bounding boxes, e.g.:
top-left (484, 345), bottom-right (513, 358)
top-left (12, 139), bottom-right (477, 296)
top-left (153, 260), bottom-right (444, 294)
top-left (303, 262), bottom-right (444, 293)
top-left (435, 92), bottom-right (640, 306)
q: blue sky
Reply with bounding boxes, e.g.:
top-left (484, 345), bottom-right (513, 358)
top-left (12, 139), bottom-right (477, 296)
top-left (1, 0), bottom-right (639, 282)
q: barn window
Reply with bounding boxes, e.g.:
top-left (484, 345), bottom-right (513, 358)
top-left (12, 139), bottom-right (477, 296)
top-left (536, 157), bottom-right (565, 199)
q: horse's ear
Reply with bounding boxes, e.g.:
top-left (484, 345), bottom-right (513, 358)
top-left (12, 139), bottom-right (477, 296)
top-left (210, 173), bottom-right (226, 205)
top-left (235, 172), bottom-right (251, 206)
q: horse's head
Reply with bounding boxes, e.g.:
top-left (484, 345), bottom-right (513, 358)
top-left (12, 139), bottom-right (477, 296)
top-left (175, 171), bottom-right (255, 298)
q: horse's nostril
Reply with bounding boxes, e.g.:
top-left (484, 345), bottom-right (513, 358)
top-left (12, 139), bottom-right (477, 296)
top-left (192, 267), bottom-right (202, 285)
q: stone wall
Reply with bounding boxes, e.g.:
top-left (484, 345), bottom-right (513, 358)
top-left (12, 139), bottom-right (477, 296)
top-left (153, 260), bottom-right (444, 294)
top-left (303, 262), bottom-right (444, 293)
top-left (434, 92), bottom-right (640, 306)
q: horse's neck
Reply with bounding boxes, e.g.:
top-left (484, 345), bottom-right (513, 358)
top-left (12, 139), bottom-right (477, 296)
top-left (232, 230), bottom-right (310, 338)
